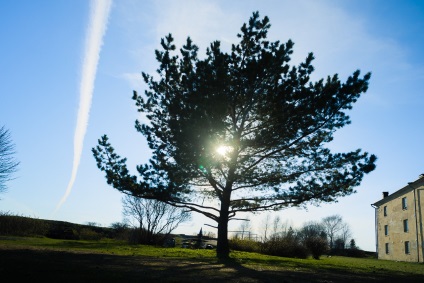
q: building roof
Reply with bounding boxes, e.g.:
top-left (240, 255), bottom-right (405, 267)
top-left (372, 174), bottom-right (424, 207)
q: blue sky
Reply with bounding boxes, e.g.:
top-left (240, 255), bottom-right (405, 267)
top-left (1, 0), bottom-right (423, 251)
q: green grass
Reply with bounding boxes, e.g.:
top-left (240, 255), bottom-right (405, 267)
top-left (1, 236), bottom-right (423, 282)
top-left (0, 236), bottom-right (215, 258)
top-left (233, 250), bottom-right (424, 275)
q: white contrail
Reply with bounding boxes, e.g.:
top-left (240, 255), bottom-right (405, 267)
top-left (55, 0), bottom-right (112, 212)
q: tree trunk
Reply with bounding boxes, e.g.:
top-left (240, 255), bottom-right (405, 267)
top-left (216, 196), bottom-right (230, 259)
top-left (216, 213), bottom-right (229, 259)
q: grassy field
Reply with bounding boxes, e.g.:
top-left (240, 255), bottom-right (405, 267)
top-left (0, 236), bottom-right (423, 282)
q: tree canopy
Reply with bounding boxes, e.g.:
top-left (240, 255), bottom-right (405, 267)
top-left (93, 12), bottom-right (376, 258)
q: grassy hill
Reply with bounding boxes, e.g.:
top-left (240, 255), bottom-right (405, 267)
top-left (0, 212), bottom-right (116, 240)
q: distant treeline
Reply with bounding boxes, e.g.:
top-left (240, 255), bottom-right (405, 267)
top-left (229, 237), bottom-right (375, 259)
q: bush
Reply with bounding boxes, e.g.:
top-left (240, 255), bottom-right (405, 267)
top-left (304, 237), bottom-right (329, 259)
top-left (229, 238), bottom-right (261, 253)
top-left (261, 236), bottom-right (309, 259)
top-left (346, 248), bottom-right (366, 258)
top-left (45, 221), bottom-right (80, 240)
top-left (110, 222), bottom-right (131, 241)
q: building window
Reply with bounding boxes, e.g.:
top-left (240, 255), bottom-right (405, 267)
top-left (405, 241), bottom-right (410, 254)
top-left (383, 206), bottom-right (387, 216)
top-left (403, 219), bottom-right (409, 232)
top-left (384, 225), bottom-right (389, 236)
top-left (402, 197), bottom-right (407, 209)
top-left (385, 243), bottom-right (389, 254)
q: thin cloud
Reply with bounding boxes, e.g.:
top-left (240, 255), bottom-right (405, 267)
top-left (55, 0), bottom-right (112, 212)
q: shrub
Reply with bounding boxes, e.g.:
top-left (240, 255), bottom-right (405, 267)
top-left (127, 228), bottom-right (162, 245)
top-left (110, 222), bottom-right (131, 241)
top-left (261, 236), bottom-right (309, 259)
top-left (346, 248), bottom-right (366, 258)
top-left (45, 221), bottom-right (80, 240)
top-left (229, 238), bottom-right (261, 253)
top-left (304, 236), bottom-right (329, 259)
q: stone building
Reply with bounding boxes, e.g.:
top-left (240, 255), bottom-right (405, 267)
top-left (372, 174), bottom-right (424, 262)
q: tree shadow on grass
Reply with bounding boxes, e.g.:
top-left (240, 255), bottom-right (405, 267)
top-left (216, 256), bottom-right (424, 283)
top-left (0, 247), bottom-right (422, 283)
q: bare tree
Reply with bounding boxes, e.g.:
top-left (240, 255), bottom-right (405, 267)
top-left (0, 126), bottom-right (19, 196)
top-left (298, 221), bottom-right (326, 241)
top-left (238, 217), bottom-right (252, 239)
top-left (272, 215), bottom-right (282, 238)
top-left (270, 216), bottom-right (292, 239)
top-left (338, 223), bottom-right (352, 249)
top-left (204, 230), bottom-right (216, 238)
top-left (322, 215), bottom-right (344, 249)
top-left (122, 195), bottom-right (191, 244)
top-left (262, 213), bottom-right (271, 242)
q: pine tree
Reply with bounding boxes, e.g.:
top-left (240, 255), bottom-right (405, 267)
top-left (93, 12), bottom-right (376, 258)
top-left (350, 238), bottom-right (357, 250)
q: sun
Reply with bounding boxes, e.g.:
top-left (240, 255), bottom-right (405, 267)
top-left (216, 145), bottom-right (232, 157)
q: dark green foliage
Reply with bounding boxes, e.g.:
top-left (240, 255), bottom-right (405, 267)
top-left (334, 238), bottom-right (346, 250)
top-left (92, 12), bottom-right (377, 258)
top-left (350, 238), bottom-right (357, 249)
